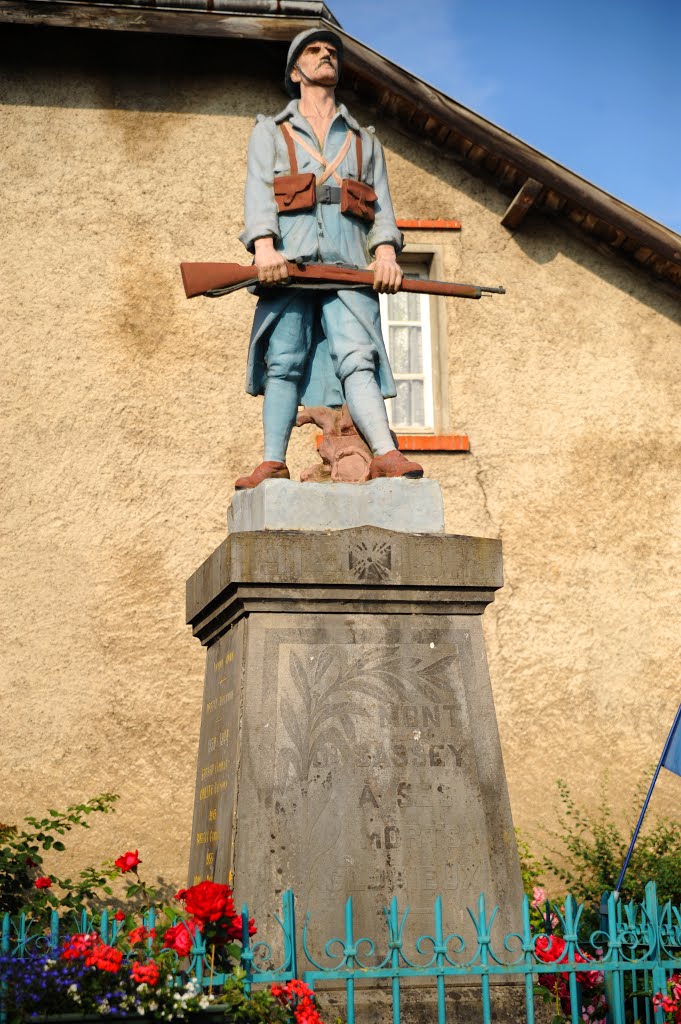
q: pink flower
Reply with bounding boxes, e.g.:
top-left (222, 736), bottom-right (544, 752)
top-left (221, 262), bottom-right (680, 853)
top-left (531, 886), bottom-right (547, 909)
top-left (114, 850), bottom-right (141, 873)
top-left (34, 876), bottom-right (52, 889)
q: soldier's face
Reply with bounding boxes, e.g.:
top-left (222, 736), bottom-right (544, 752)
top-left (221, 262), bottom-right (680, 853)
top-left (293, 41), bottom-right (339, 88)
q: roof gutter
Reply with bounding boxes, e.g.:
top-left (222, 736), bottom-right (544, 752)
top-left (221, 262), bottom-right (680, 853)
top-left (0, 0), bottom-right (341, 20)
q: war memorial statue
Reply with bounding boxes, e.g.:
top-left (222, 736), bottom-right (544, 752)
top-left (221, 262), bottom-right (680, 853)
top-left (233, 28), bottom-right (425, 489)
top-left (184, 30), bottom-right (522, 984)
top-left (179, 28), bottom-right (505, 485)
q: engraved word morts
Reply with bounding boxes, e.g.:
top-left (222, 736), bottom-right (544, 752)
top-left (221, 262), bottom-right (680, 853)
top-left (186, 483), bottom-right (523, 961)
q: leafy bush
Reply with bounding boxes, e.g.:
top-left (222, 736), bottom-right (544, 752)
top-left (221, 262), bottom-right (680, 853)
top-left (0, 794), bottom-right (119, 915)
top-left (519, 776), bottom-right (681, 910)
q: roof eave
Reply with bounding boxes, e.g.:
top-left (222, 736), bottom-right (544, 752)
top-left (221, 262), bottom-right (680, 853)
top-left (2, 0), bottom-right (679, 291)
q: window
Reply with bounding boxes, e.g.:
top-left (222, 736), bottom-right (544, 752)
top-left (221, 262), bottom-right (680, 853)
top-left (379, 268), bottom-right (434, 431)
top-left (377, 241), bottom-right (468, 451)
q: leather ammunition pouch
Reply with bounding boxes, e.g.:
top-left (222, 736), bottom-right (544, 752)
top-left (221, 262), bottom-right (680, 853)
top-left (341, 177), bottom-right (377, 223)
top-left (274, 172), bottom-right (316, 213)
top-left (276, 123), bottom-right (376, 222)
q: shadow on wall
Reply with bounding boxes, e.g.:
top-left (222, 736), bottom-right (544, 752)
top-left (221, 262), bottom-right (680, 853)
top-left (509, 216), bottom-right (681, 328)
top-left (0, 24), bottom-right (286, 113)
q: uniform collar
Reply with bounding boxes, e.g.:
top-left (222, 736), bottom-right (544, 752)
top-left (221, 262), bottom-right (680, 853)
top-left (273, 99), bottom-right (361, 133)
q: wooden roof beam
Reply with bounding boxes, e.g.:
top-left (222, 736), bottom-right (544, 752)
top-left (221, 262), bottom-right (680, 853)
top-left (501, 177), bottom-right (543, 230)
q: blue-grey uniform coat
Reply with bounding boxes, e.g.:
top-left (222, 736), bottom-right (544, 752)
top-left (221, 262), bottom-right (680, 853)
top-left (239, 100), bottom-right (403, 407)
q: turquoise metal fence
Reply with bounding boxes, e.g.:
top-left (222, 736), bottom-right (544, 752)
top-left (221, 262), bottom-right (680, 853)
top-left (3, 882), bottom-right (681, 1023)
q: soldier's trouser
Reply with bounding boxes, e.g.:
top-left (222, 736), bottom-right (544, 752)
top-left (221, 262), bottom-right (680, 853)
top-left (262, 292), bottom-right (394, 462)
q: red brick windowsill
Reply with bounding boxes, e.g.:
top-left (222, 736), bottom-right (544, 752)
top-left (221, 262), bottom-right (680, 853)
top-left (315, 434), bottom-right (469, 452)
top-left (396, 434), bottom-right (469, 452)
top-left (396, 218), bottom-right (462, 230)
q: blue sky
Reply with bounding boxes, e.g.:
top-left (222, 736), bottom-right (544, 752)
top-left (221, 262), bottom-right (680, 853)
top-left (330, 0), bottom-right (681, 234)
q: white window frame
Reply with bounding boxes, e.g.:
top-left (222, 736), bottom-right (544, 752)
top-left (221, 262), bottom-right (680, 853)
top-left (379, 246), bottom-right (450, 435)
top-left (379, 279), bottom-right (434, 431)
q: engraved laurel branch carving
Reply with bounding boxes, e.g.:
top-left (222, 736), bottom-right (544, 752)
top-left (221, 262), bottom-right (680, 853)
top-left (278, 646), bottom-right (459, 785)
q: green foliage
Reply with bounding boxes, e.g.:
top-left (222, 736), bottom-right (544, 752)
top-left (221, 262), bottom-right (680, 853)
top-left (521, 776), bottom-right (681, 912)
top-left (0, 793), bottom-right (119, 915)
top-left (516, 829), bottom-right (543, 893)
top-left (515, 830), bottom-right (551, 931)
top-left (533, 983), bottom-right (569, 1024)
top-left (216, 969), bottom-right (290, 1024)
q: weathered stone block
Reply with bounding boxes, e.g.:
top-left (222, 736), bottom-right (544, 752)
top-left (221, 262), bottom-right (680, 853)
top-left (228, 478), bottom-right (446, 534)
top-left (186, 525), bottom-right (523, 975)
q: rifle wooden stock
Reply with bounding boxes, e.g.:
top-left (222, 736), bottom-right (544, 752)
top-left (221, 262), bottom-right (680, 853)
top-left (179, 261), bottom-right (505, 300)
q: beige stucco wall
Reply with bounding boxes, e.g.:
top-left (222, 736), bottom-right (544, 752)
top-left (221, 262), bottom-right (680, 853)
top-left (2, 26), bottom-right (680, 891)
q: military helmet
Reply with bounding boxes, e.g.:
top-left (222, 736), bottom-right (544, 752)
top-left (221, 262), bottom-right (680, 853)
top-left (284, 27), bottom-right (344, 98)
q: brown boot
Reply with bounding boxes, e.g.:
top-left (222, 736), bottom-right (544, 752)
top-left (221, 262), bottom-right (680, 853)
top-left (234, 461), bottom-right (290, 490)
top-left (369, 449), bottom-right (424, 479)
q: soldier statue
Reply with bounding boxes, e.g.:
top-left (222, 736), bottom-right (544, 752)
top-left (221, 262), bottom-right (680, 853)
top-left (235, 27), bottom-right (424, 489)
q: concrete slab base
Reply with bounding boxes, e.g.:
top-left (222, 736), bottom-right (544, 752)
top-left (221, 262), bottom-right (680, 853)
top-left (228, 478), bottom-right (445, 534)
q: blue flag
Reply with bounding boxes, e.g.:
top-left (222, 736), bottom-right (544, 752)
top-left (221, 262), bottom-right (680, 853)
top-left (662, 705), bottom-right (681, 776)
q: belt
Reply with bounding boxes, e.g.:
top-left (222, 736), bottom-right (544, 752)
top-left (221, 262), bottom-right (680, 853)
top-left (317, 184), bottom-right (342, 205)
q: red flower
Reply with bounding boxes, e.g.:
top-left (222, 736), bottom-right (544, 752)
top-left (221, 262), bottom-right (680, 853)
top-left (61, 933), bottom-right (100, 960)
top-left (86, 943), bottom-right (123, 973)
top-left (535, 934), bottom-right (567, 963)
top-left (34, 876), bottom-right (52, 889)
top-left (128, 925), bottom-right (156, 946)
top-left (114, 850), bottom-right (141, 873)
top-left (163, 919), bottom-right (201, 957)
top-left (225, 913), bottom-right (257, 941)
top-left (536, 932), bottom-right (606, 1021)
top-left (271, 980), bottom-right (323, 1024)
top-left (131, 960), bottom-right (160, 986)
top-left (175, 880), bottom-right (235, 925)
top-left (653, 993), bottom-right (679, 1013)
top-left (61, 933), bottom-right (122, 973)
top-left (113, 910), bottom-right (126, 922)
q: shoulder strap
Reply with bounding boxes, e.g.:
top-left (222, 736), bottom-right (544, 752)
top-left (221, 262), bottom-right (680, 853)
top-left (355, 131), bottom-right (363, 180)
top-left (279, 123), bottom-right (298, 175)
top-left (317, 131), bottom-right (352, 185)
top-left (281, 123), bottom-right (353, 186)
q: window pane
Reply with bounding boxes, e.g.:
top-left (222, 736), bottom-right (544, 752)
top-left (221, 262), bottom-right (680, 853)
top-left (387, 290), bottom-right (420, 322)
top-left (388, 325), bottom-right (423, 374)
top-left (378, 261), bottom-right (435, 432)
top-left (389, 325), bottom-right (408, 373)
top-left (408, 326), bottom-right (423, 373)
top-left (393, 380), bottom-right (411, 426)
top-left (392, 380), bottom-right (425, 427)
top-left (410, 380), bottom-right (424, 425)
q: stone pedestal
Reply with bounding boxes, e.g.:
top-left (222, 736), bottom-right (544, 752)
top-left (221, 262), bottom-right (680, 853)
top-left (186, 483), bottom-right (523, 964)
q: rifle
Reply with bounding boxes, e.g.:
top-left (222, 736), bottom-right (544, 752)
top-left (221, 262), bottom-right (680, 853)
top-left (179, 260), bottom-right (505, 300)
